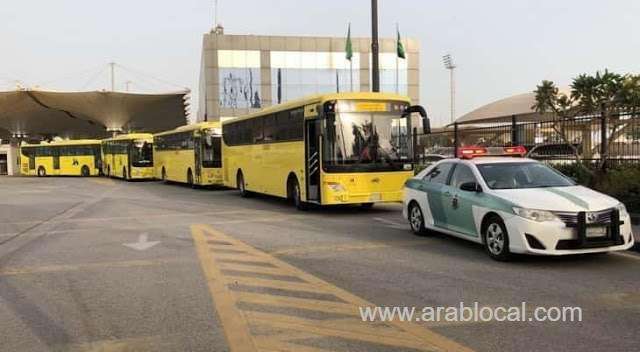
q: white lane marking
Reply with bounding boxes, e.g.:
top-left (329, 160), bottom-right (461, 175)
top-left (372, 217), bottom-right (407, 230)
top-left (123, 233), bottom-right (160, 251)
top-left (612, 251), bottom-right (640, 261)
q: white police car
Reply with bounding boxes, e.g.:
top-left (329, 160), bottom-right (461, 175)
top-left (403, 146), bottom-right (635, 260)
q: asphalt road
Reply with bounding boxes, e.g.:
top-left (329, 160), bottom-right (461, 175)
top-left (0, 176), bottom-right (639, 352)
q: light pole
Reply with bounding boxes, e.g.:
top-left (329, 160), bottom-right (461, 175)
top-left (109, 62), bottom-right (116, 92)
top-left (371, 0), bottom-right (380, 92)
top-left (442, 54), bottom-right (456, 124)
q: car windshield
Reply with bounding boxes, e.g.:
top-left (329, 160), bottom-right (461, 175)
top-left (323, 111), bottom-right (410, 172)
top-left (131, 140), bottom-right (153, 167)
top-left (476, 162), bottom-right (574, 189)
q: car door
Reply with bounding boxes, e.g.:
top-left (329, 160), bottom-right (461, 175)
top-left (421, 162), bottom-right (456, 229)
top-left (445, 163), bottom-right (482, 237)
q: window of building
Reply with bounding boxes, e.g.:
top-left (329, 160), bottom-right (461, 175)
top-left (218, 50), bottom-right (262, 109)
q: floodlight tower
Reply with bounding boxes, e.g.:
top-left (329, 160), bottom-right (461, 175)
top-left (442, 54), bottom-right (456, 124)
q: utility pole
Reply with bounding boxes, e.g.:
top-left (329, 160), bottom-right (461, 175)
top-left (442, 54), bottom-right (456, 124)
top-left (109, 62), bottom-right (115, 92)
top-left (371, 0), bottom-right (380, 92)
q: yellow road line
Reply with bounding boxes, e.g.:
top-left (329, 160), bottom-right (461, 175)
top-left (191, 225), bottom-right (258, 352)
top-left (235, 291), bottom-right (357, 316)
top-left (1, 209), bottom-right (287, 226)
top-left (269, 239), bottom-right (430, 256)
top-left (191, 224), bottom-right (474, 352)
top-left (0, 258), bottom-right (194, 276)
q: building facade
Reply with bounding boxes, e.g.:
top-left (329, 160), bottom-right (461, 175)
top-left (197, 31), bottom-right (420, 122)
top-left (0, 142), bottom-right (19, 176)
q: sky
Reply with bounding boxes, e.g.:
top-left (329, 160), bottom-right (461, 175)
top-left (1, 0), bottom-right (639, 127)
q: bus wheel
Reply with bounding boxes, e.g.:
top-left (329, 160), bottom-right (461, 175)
top-left (237, 172), bottom-right (250, 197)
top-left (81, 165), bottom-right (90, 177)
top-left (290, 178), bottom-right (308, 211)
top-left (37, 166), bottom-right (46, 177)
top-left (161, 167), bottom-right (166, 182)
top-left (187, 169), bottom-right (196, 188)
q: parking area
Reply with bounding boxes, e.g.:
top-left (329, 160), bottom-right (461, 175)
top-left (0, 176), bottom-right (639, 352)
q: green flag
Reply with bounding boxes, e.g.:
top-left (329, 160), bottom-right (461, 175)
top-left (396, 28), bottom-right (406, 59)
top-left (345, 23), bottom-right (353, 61)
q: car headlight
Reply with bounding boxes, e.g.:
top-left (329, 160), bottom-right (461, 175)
top-left (326, 182), bottom-right (346, 192)
top-left (616, 203), bottom-right (629, 218)
top-left (512, 207), bottom-right (559, 222)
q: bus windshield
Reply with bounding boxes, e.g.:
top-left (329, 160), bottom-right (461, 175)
top-left (324, 111), bottom-right (410, 172)
top-left (131, 140), bottom-right (153, 167)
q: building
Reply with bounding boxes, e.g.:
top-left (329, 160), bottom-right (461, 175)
top-left (197, 29), bottom-right (420, 122)
top-left (0, 140), bottom-right (18, 176)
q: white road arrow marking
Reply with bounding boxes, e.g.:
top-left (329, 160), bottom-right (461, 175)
top-left (373, 217), bottom-right (407, 230)
top-left (123, 233), bottom-right (160, 251)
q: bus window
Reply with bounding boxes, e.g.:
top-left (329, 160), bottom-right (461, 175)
top-left (202, 132), bottom-right (221, 168)
top-left (131, 140), bottom-right (153, 167)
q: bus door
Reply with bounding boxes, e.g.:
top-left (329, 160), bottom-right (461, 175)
top-left (194, 134), bottom-right (202, 184)
top-left (28, 150), bottom-right (35, 171)
top-left (52, 148), bottom-right (60, 171)
top-left (305, 119), bottom-right (321, 203)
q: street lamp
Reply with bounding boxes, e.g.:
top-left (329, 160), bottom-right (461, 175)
top-left (442, 54), bottom-right (456, 124)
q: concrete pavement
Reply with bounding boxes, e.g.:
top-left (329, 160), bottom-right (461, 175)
top-left (1, 176), bottom-right (639, 352)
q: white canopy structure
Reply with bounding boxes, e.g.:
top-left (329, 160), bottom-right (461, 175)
top-left (454, 88), bottom-right (572, 125)
top-left (0, 89), bottom-right (188, 138)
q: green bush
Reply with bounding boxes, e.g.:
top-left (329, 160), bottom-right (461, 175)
top-left (552, 163), bottom-right (640, 213)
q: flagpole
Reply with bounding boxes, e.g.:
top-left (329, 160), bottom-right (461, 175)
top-left (348, 22), bottom-right (353, 92)
top-left (350, 59), bottom-right (353, 92)
top-left (395, 23), bottom-right (399, 94)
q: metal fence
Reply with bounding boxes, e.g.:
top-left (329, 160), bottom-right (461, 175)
top-left (415, 111), bottom-right (640, 167)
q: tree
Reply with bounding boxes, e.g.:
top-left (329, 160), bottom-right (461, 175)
top-left (533, 70), bottom-right (640, 171)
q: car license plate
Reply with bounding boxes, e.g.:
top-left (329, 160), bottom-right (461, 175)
top-left (369, 193), bottom-right (381, 201)
top-left (586, 226), bottom-right (607, 238)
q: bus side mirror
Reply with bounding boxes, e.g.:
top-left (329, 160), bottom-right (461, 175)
top-left (403, 105), bottom-right (430, 134)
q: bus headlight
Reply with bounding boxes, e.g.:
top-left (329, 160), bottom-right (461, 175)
top-left (513, 207), bottom-right (559, 222)
top-left (326, 182), bottom-right (346, 192)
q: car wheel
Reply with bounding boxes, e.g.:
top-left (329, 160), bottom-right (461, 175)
top-left (483, 215), bottom-right (512, 261)
top-left (408, 202), bottom-right (429, 236)
top-left (237, 172), bottom-right (250, 197)
top-left (37, 166), bottom-right (46, 177)
top-left (81, 165), bottom-right (90, 177)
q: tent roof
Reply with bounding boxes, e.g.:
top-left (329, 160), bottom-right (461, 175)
top-left (0, 89), bottom-right (188, 138)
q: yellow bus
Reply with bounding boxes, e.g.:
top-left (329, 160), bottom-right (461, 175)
top-left (20, 139), bottom-right (102, 177)
top-left (222, 92), bottom-right (429, 209)
top-left (153, 122), bottom-right (223, 187)
top-left (101, 133), bottom-right (154, 180)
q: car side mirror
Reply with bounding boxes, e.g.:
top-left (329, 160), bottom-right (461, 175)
top-left (460, 182), bottom-right (482, 193)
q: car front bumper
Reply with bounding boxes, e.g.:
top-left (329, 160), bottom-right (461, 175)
top-left (504, 213), bottom-right (634, 255)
